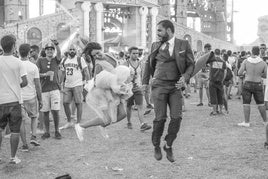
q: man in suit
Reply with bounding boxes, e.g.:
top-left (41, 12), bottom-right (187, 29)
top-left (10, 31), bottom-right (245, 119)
top-left (142, 20), bottom-right (195, 162)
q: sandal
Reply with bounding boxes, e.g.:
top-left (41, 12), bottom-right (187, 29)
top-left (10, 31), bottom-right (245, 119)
top-left (264, 142), bottom-right (268, 149)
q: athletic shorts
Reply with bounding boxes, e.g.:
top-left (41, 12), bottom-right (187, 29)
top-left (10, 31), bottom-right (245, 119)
top-left (127, 90), bottom-right (143, 107)
top-left (22, 97), bottom-right (38, 120)
top-left (63, 85), bottom-right (83, 104)
top-left (41, 90), bottom-right (61, 112)
top-left (242, 81), bottom-right (264, 105)
top-left (0, 102), bottom-right (22, 133)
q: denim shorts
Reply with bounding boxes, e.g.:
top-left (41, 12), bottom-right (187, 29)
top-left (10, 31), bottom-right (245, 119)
top-left (242, 81), bottom-right (264, 104)
top-left (63, 85), bottom-right (83, 104)
top-left (22, 97), bottom-right (38, 120)
top-left (41, 90), bottom-right (61, 112)
top-left (0, 102), bottom-right (22, 133)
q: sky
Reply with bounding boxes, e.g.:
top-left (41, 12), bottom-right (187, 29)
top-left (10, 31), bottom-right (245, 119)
top-left (28, 0), bottom-right (268, 46)
top-left (233, 0), bottom-right (268, 45)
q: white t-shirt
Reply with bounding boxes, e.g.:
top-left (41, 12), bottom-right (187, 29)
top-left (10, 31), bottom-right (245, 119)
top-left (21, 60), bottom-right (39, 101)
top-left (62, 56), bottom-right (87, 88)
top-left (0, 55), bottom-right (27, 104)
top-left (228, 56), bottom-right (236, 67)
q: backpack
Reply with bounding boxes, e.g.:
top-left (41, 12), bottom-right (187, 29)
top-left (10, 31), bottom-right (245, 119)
top-left (62, 56), bottom-right (85, 80)
top-left (225, 67), bottom-right (233, 81)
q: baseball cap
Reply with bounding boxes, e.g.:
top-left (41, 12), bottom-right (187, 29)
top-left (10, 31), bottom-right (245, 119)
top-left (45, 42), bottom-right (55, 50)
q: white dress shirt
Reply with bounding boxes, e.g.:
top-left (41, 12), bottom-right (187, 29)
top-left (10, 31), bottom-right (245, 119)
top-left (161, 36), bottom-right (175, 55)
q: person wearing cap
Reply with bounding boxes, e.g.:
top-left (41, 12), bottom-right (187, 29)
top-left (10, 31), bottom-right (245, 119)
top-left (36, 40), bottom-right (62, 140)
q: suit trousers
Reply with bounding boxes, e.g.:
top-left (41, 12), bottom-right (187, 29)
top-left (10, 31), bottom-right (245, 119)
top-left (151, 82), bottom-right (183, 147)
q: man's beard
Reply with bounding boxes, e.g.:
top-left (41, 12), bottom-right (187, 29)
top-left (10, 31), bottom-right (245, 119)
top-left (69, 52), bottom-right (76, 58)
top-left (160, 33), bottom-right (169, 43)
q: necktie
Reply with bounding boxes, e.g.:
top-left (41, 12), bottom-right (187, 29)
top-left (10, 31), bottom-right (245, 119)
top-left (164, 42), bottom-right (170, 56)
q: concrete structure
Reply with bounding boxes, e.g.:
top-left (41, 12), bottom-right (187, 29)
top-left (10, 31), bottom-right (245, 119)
top-left (0, 0), bottom-right (237, 53)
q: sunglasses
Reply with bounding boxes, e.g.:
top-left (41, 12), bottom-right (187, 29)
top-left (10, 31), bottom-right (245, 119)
top-left (69, 49), bottom-right (75, 51)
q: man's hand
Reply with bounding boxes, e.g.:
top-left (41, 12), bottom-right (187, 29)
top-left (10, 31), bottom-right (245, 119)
top-left (175, 76), bottom-right (186, 90)
top-left (51, 39), bottom-right (59, 46)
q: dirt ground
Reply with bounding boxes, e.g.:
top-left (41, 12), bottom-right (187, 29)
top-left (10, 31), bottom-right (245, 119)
top-left (1, 89), bottom-right (268, 179)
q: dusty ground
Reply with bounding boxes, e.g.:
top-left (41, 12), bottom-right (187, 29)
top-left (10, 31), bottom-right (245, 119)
top-left (1, 89), bottom-right (268, 179)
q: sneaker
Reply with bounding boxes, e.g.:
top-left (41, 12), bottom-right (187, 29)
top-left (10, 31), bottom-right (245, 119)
top-left (9, 156), bottom-right (21, 164)
top-left (237, 122), bottom-right (250, 127)
top-left (21, 144), bottom-right (29, 152)
top-left (59, 122), bottom-right (74, 130)
top-left (75, 124), bottom-right (84, 142)
top-left (55, 131), bottom-right (62, 140)
top-left (41, 132), bottom-right (50, 140)
top-left (197, 103), bottom-right (203, 106)
top-left (140, 123), bottom-right (152, 131)
top-left (30, 135), bottom-right (40, 146)
top-left (210, 111), bottom-right (217, 116)
top-left (127, 122), bottom-right (133, 129)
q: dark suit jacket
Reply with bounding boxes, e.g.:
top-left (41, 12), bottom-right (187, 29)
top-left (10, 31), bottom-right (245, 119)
top-left (142, 38), bottom-right (195, 85)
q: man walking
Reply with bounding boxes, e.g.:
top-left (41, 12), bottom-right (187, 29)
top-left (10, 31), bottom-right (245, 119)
top-left (142, 20), bottom-right (195, 162)
top-left (60, 44), bottom-right (89, 129)
top-left (0, 35), bottom-right (28, 164)
top-left (19, 44), bottom-right (42, 151)
top-left (36, 40), bottom-right (62, 139)
top-left (125, 46), bottom-right (151, 131)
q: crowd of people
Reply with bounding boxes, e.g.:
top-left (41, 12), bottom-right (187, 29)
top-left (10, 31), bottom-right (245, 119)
top-left (0, 19), bottom-right (268, 166)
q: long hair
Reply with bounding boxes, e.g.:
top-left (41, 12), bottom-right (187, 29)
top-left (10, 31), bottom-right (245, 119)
top-left (83, 42), bottom-right (102, 75)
